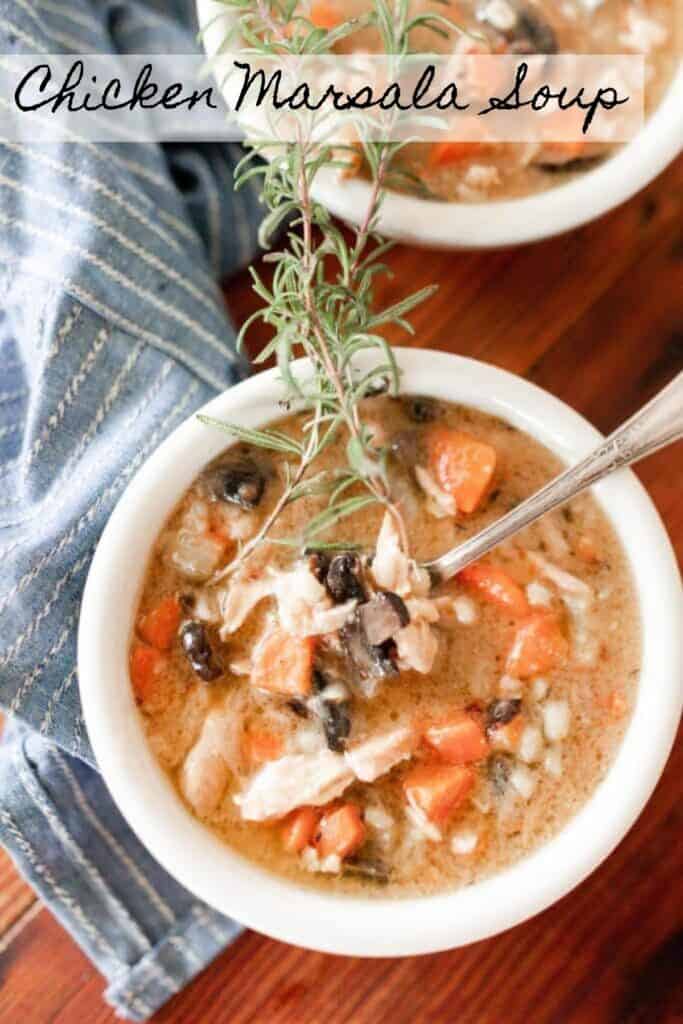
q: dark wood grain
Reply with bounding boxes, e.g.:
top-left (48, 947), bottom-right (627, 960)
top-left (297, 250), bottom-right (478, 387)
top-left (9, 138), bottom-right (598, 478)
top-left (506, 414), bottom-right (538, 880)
top-left (1, 155), bottom-right (681, 1024)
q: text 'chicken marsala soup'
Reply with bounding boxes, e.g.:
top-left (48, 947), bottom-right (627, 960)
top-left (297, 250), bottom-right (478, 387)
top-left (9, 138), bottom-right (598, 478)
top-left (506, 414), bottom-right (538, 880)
top-left (322, 0), bottom-right (679, 201)
top-left (130, 396), bottom-right (640, 895)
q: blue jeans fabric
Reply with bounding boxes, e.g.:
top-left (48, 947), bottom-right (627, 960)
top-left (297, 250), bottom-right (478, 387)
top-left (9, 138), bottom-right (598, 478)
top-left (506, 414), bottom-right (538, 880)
top-left (0, 0), bottom-right (263, 1017)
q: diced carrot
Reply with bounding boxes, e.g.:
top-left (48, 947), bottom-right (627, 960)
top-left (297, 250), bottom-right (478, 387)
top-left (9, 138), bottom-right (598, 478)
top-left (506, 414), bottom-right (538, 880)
top-left (430, 141), bottom-right (486, 166)
top-left (138, 596), bottom-right (181, 651)
top-left (403, 764), bottom-right (474, 825)
top-left (251, 630), bottom-right (316, 697)
top-left (424, 711), bottom-right (489, 765)
top-left (488, 713), bottom-right (524, 753)
top-left (314, 803), bottom-right (366, 859)
top-left (130, 644), bottom-right (167, 709)
top-left (427, 428), bottom-right (497, 514)
top-left (506, 611), bottom-right (568, 679)
top-left (243, 728), bottom-right (284, 769)
top-left (309, 1), bottom-right (341, 29)
top-left (281, 806), bottom-right (319, 853)
top-left (538, 110), bottom-right (588, 164)
top-left (457, 562), bottom-right (530, 618)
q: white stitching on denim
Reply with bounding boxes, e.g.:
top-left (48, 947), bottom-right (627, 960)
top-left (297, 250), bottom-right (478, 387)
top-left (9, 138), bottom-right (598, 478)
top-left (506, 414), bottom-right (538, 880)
top-left (38, 667), bottom-right (77, 735)
top-left (52, 751), bottom-right (176, 926)
top-left (48, 303), bottom-right (82, 361)
top-left (18, 758), bottom-right (153, 955)
top-left (0, 339), bottom-right (144, 563)
top-left (9, 613), bottom-right (76, 716)
top-left (11, 0), bottom-right (90, 51)
top-left (0, 549), bottom-right (91, 668)
top-left (0, 376), bottom-right (198, 620)
top-left (0, 173), bottom-right (222, 310)
top-left (0, 807), bottom-right (122, 963)
top-left (0, 253), bottom-right (223, 391)
top-left (0, 142), bottom-right (192, 261)
top-left (0, 212), bottom-right (233, 360)
top-left (33, 0), bottom-right (100, 33)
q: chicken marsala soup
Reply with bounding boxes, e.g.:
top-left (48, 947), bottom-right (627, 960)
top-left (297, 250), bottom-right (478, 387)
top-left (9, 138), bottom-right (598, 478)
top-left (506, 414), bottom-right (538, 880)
top-left (318, 0), bottom-right (679, 200)
top-left (131, 396), bottom-right (640, 895)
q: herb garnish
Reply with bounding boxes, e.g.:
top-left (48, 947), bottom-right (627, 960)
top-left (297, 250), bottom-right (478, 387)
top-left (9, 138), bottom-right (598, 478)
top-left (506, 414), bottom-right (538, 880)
top-left (201, 0), bottom-right (462, 577)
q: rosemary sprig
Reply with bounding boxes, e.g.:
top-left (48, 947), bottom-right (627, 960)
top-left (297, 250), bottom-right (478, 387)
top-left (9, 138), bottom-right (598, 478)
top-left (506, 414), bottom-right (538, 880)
top-left (205, 0), bottom-right (461, 576)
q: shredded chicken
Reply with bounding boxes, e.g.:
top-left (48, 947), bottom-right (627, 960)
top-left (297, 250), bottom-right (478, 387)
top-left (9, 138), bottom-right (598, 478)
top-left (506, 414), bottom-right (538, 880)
top-left (528, 551), bottom-right (597, 665)
top-left (345, 725), bottom-right (417, 782)
top-left (414, 465), bottom-right (457, 519)
top-left (235, 750), bottom-right (353, 821)
top-left (179, 703), bottom-right (239, 817)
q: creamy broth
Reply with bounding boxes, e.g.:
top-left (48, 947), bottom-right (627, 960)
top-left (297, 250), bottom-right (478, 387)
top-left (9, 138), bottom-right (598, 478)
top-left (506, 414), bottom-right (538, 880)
top-left (326, 0), bottom-right (679, 200)
top-left (131, 396), bottom-right (640, 896)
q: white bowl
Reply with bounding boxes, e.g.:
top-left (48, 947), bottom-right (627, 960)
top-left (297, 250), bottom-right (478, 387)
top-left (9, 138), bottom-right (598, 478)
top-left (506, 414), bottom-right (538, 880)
top-left (79, 349), bottom-right (682, 955)
top-left (197, 0), bottom-right (683, 248)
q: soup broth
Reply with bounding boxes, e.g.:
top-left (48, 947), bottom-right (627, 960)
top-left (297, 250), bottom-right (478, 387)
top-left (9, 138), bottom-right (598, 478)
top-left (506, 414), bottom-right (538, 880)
top-left (131, 396), bottom-right (640, 895)
top-left (325, 0), bottom-right (679, 200)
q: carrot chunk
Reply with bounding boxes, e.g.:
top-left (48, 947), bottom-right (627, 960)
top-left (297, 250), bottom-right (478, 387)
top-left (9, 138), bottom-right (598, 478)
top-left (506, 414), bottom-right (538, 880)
top-left (130, 644), bottom-right (167, 710)
top-left (314, 803), bottom-right (365, 860)
top-left (281, 806), bottom-right (319, 853)
top-left (310, 1), bottom-right (341, 29)
top-left (251, 630), bottom-right (316, 697)
top-left (430, 141), bottom-right (485, 166)
top-left (457, 562), bottom-right (530, 618)
top-left (138, 596), bottom-right (181, 650)
top-left (243, 729), bottom-right (284, 769)
top-left (506, 611), bottom-right (568, 679)
top-left (403, 764), bottom-right (474, 825)
top-left (427, 428), bottom-right (496, 514)
top-left (424, 712), bottom-right (489, 765)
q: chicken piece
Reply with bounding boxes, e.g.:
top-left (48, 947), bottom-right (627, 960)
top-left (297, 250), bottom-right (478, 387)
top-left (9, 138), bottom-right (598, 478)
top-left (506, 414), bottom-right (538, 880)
top-left (395, 620), bottom-right (439, 674)
top-left (372, 511), bottom-right (411, 595)
top-left (180, 704), bottom-right (238, 817)
top-left (345, 725), bottom-right (418, 782)
top-left (235, 750), bottom-right (354, 821)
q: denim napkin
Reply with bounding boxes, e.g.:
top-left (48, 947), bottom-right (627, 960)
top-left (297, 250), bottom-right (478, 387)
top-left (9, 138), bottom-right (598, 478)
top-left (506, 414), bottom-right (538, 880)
top-left (0, 0), bottom-right (264, 1017)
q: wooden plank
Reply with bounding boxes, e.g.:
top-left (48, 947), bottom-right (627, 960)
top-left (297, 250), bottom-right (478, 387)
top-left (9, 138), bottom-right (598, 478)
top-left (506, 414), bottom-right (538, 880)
top-left (1, 156), bottom-right (681, 1023)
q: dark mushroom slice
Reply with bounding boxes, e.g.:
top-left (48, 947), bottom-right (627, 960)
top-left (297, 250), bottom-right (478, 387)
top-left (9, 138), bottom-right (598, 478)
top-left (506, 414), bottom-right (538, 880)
top-left (340, 612), bottom-right (399, 683)
top-left (286, 698), bottom-right (309, 719)
top-left (205, 452), bottom-right (266, 510)
top-left (404, 396), bottom-right (440, 424)
top-left (320, 699), bottom-right (352, 752)
top-left (344, 854), bottom-right (390, 884)
top-left (509, 7), bottom-right (557, 54)
top-left (325, 552), bottom-right (367, 605)
top-left (179, 620), bottom-right (223, 682)
top-left (488, 753), bottom-right (513, 795)
top-left (304, 548), bottom-right (331, 584)
top-left (358, 591), bottom-right (410, 647)
top-left (486, 698), bottom-right (522, 736)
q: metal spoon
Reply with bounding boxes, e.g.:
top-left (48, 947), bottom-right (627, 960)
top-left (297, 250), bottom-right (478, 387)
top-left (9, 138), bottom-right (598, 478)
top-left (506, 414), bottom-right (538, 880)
top-left (425, 371), bottom-right (683, 584)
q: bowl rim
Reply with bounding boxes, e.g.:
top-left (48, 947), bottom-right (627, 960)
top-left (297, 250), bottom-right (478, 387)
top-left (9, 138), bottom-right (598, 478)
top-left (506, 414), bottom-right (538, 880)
top-left (78, 348), bottom-right (683, 956)
top-left (196, 0), bottom-right (683, 249)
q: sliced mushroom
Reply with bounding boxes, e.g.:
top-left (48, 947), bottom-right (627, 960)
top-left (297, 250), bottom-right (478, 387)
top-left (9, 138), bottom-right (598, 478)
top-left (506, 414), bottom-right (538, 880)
top-left (340, 612), bottom-right (399, 685)
top-left (305, 549), bottom-right (331, 584)
top-left (344, 853), bottom-right (390, 884)
top-left (310, 669), bottom-right (353, 752)
top-left (486, 698), bottom-right (522, 730)
top-left (358, 592), bottom-right (410, 647)
top-left (404, 396), bottom-right (440, 424)
top-left (325, 552), bottom-right (367, 604)
top-left (206, 453), bottom-right (266, 510)
top-left (509, 7), bottom-right (557, 54)
top-left (488, 753), bottom-right (513, 795)
top-left (179, 620), bottom-right (223, 681)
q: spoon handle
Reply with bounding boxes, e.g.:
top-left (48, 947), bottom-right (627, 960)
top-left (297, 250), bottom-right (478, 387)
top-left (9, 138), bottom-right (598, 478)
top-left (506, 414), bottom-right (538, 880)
top-left (426, 371), bottom-right (683, 583)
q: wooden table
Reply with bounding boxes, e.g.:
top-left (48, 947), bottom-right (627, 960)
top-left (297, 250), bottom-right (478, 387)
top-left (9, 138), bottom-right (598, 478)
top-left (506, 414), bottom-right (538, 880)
top-left (1, 156), bottom-right (681, 1024)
